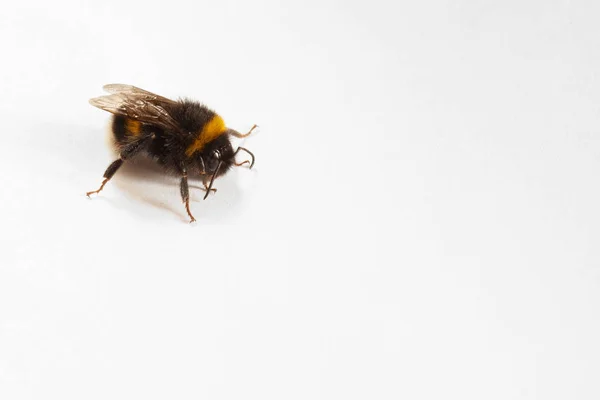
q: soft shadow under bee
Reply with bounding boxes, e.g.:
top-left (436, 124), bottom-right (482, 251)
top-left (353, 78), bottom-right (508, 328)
top-left (111, 155), bottom-right (247, 222)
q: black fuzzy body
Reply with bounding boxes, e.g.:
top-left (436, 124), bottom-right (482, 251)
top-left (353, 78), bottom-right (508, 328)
top-left (87, 84), bottom-right (255, 222)
top-left (111, 99), bottom-right (235, 177)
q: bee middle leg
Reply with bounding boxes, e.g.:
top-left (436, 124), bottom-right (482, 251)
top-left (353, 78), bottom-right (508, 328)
top-left (180, 170), bottom-right (196, 223)
top-left (229, 124), bottom-right (258, 138)
top-left (86, 135), bottom-right (151, 197)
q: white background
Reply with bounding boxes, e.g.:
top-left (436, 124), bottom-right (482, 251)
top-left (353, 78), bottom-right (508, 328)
top-left (1, 0), bottom-right (599, 399)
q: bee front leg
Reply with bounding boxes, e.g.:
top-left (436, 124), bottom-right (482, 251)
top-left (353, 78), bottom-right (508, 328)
top-left (180, 169), bottom-right (196, 223)
top-left (202, 179), bottom-right (217, 194)
top-left (233, 146), bottom-right (255, 169)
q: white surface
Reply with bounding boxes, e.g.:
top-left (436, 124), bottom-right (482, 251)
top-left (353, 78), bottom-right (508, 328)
top-left (1, 1), bottom-right (599, 399)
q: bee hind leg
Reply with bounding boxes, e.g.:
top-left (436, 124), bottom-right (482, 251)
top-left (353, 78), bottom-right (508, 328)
top-left (86, 134), bottom-right (152, 198)
top-left (86, 159), bottom-right (123, 197)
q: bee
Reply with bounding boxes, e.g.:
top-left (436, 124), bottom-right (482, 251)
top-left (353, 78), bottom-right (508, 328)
top-left (86, 84), bottom-right (256, 223)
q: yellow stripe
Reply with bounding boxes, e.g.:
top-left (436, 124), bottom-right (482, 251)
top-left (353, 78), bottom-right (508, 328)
top-left (185, 115), bottom-right (227, 157)
top-left (125, 119), bottom-right (142, 136)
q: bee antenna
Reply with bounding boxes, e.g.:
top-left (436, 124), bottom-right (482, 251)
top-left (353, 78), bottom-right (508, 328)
top-left (199, 156), bottom-right (206, 174)
top-left (203, 161), bottom-right (222, 200)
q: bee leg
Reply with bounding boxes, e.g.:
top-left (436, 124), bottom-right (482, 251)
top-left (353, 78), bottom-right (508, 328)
top-left (86, 159), bottom-right (124, 197)
top-left (229, 124), bottom-right (258, 138)
top-left (202, 161), bottom-right (222, 201)
top-left (86, 135), bottom-right (151, 197)
top-left (233, 146), bottom-right (255, 169)
top-left (202, 180), bottom-right (217, 194)
top-left (180, 170), bottom-right (196, 223)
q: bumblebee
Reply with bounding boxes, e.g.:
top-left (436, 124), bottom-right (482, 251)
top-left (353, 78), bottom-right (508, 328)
top-left (86, 84), bottom-right (256, 222)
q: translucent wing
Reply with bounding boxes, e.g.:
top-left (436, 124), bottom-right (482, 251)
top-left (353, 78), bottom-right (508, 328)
top-left (89, 84), bottom-right (181, 132)
top-left (101, 84), bottom-right (176, 104)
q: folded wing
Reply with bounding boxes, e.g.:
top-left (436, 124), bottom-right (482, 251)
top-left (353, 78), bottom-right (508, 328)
top-left (89, 84), bottom-right (181, 132)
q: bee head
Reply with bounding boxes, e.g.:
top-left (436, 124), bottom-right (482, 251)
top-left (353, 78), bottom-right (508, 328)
top-left (200, 135), bottom-right (234, 177)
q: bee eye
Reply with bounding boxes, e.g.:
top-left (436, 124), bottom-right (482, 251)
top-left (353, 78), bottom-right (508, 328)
top-left (212, 149), bottom-right (221, 160)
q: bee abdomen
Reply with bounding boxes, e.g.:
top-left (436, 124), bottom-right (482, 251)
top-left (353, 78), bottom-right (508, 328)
top-left (112, 115), bottom-right (144, 145)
